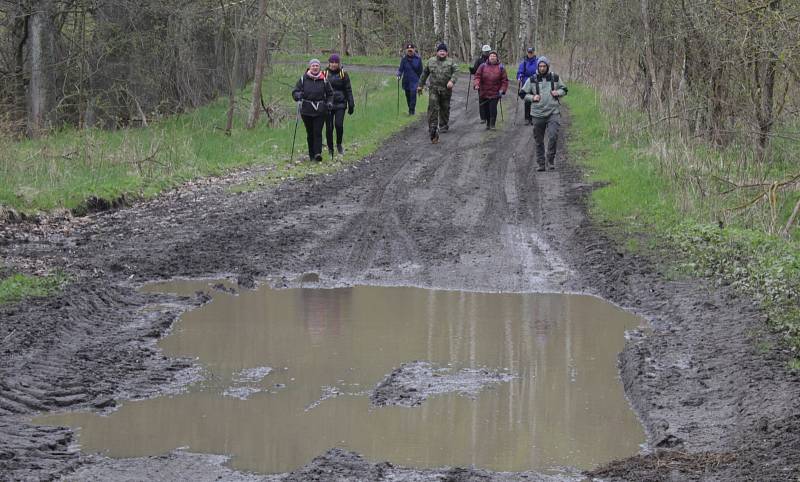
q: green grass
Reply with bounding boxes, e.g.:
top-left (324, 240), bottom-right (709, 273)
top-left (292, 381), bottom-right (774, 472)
top-left (275, 52), bottom-right (472, 72)
top-left (565, 84), bottom-right (800, 361)
top-left (0, 63), bottom-right (426, 213)
top-left (275, 52), bottom-right (401, 67)
top-left (0, 272), bottom-right (66, 304)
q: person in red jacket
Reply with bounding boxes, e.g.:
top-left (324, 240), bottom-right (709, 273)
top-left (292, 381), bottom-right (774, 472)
top-left (473, 51), bottom-right (509, 130)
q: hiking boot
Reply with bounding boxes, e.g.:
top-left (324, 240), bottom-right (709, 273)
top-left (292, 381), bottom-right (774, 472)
top-left (485, 122), bottom-right (491, 130)
top-left (524, 118), bottom-right (532, 126)
top-left (548, 163), bottom-right (555, 170)
top-left (536, 165), bottom-right (546, 172)
top-left (431, 131), bottom-right (439, 144)
top-left (440, 125), bottom-right (449, 133)
top-left (314, 154), bottom-right (323, 162)
top-left (336, 144), bottom-right (344, 155)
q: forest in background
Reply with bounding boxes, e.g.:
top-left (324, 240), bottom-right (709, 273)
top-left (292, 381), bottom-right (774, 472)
top-left (1, 0), bottom-right (798, 350)
top-left (1, 0), bottom-right (798, 232)
top-left (2, 1), bottom-right (798, 146)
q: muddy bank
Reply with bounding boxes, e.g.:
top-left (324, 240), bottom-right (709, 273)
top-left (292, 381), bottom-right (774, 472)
top-left (65, 449), bottom-right (580, 482)
top-left (1, 73), bottom-right (799, 481)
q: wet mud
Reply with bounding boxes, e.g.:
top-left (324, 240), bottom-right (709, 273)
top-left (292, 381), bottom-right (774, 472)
top-left (2, 67), bottom-right (799, 480)
top-left (370, 361), bottom-right (515, 407)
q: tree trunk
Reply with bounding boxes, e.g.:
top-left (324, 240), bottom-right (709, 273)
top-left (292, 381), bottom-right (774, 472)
top-left (518, 0), bottom-right (529, 56)
top-left (561, 0), bottom-right (572, 44)
top-left (455, 0), bottom-right (469, 60)
top-left (13, 11), bottom-right (29, 130)
top-left (339, 10), bottom-right (349, 56)
top-left (476, 0), bottom-right (484, 44)
top-left (28, 0), bottom-right (55, 137)
top-left (224, 11), bottom-right (241, 136)
top-left (639, 0), bottom-right (662, 113)
top-left (756, 0), bottom-right (781, 152)
top-left (466, 0), bottom-right (478, 57)
top-left (432, 0), bottom-right (441, 40)
top-left (247, 0), bottom-right (269, 129)
top-left (443, 0), bottom-right (450, 43)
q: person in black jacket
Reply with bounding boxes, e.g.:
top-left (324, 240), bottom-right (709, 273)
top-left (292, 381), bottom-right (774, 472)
top-left (292, 59), bottom-right (334, 162)
top-left (324, 54), bottom-right (355, 157)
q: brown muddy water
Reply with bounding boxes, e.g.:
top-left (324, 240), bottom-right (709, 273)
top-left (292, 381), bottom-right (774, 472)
top-left (35, 282), bottom-right (646, 474)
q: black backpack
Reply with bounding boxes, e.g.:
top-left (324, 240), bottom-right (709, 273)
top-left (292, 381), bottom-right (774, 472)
top-left (529, 72), bottom-right (559, 95)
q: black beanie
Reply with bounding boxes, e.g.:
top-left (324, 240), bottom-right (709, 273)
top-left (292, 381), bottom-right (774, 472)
top-left (436, 42), bottom-right (448, 52)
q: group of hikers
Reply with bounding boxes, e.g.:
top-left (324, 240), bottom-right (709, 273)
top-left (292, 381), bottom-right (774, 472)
top-left (291, 42), bottom-right (567, 172)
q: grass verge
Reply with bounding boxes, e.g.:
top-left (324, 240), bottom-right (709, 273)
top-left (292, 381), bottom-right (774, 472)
top-left (0, 272), bottom-right (67, 305)
top-left (274, 52), bottom-right (472, 73)
top-left (565, 84), bottom-right (800, 361)
top-left (0, 63), bottom-right (427, 214)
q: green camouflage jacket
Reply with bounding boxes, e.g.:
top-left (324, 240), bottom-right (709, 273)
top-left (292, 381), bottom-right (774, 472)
top-left (419, 56), bottom-right (458, 91)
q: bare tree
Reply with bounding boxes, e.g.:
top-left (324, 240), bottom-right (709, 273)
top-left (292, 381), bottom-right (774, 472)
top-left (27, 0), bottom-right (55, 137)
top-left (247, 0), bottom-right (270, 129)
top-left (466, 0), bottom-right (479, 56)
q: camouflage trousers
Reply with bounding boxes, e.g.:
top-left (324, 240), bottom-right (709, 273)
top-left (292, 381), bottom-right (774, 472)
top-left (427, 88), bottom-right (452, 135)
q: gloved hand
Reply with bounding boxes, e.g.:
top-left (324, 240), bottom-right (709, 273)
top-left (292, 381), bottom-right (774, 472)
top-left (293, 93), bottom-right (302, 102)
top-left (417, 86), bottom-right (423, 94)
top-left (524, 94), bottom-right (534, 102)
top-left (348, 104), bottom-right (354, 115)
top-left (499, 91), bottom-right (505, 97)
top-left (326, 102), bottom-right (334, 111)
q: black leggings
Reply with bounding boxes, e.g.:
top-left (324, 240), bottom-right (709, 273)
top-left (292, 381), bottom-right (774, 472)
top-left (325, 108), bottom-right (346, 149)
top-left (479, 98), bottom-right (499, 125)
top-left (302, 114), bottom-right (325, 159)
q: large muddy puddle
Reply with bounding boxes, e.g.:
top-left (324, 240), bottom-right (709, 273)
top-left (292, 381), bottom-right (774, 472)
top-left (36, 282), bottom-right (646, 474)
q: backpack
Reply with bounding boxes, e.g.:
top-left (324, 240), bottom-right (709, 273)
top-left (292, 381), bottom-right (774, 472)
top-left (529, 72), bottom-right (559, 95)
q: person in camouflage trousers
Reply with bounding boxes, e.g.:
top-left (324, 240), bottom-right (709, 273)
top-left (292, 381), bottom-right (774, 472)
top-left (417, 42), bottom-right (458, 144)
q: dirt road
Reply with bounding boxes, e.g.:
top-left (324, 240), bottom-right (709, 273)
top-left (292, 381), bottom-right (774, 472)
top-left (1, 72), bottom-right (799, 481)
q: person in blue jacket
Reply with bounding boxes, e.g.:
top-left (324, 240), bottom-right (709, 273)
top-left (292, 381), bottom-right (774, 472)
top-left (397, 43), bottom-right (423, 115)
top-left (516, 47), bottom-right (538, 125)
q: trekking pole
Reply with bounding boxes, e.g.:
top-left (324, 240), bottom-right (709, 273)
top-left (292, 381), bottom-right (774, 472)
top-left (290, 102), bottom-right (300, 162)
top-left (396, 75), bottom-right (401, 116)
top-left (465, 73), bottom-right (472, 111)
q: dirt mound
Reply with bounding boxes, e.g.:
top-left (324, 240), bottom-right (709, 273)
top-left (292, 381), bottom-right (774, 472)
top-left (370, 361), bottom-right (515, 407)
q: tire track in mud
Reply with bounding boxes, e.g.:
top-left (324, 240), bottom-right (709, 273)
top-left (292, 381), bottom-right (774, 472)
top-left (1, 72), bottom-right (799, 480)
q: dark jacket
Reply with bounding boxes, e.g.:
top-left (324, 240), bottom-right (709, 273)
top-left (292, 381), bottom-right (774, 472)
top-left (326, 68), bottom-right (354, 111)
top-left (469, 54), bottom-right (489, 75)
top-left (398, 54), bottom-right (423, 91)
top-left (291, 71), bottom-right (334, 117)
top-left (474, 62), bottom-right (509, 99)
top-left (516, 56), bottom-right (538, 82)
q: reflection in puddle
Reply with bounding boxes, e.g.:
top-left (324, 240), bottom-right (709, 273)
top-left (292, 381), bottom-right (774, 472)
top-left (36, 283), bottom-right (645, 474)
